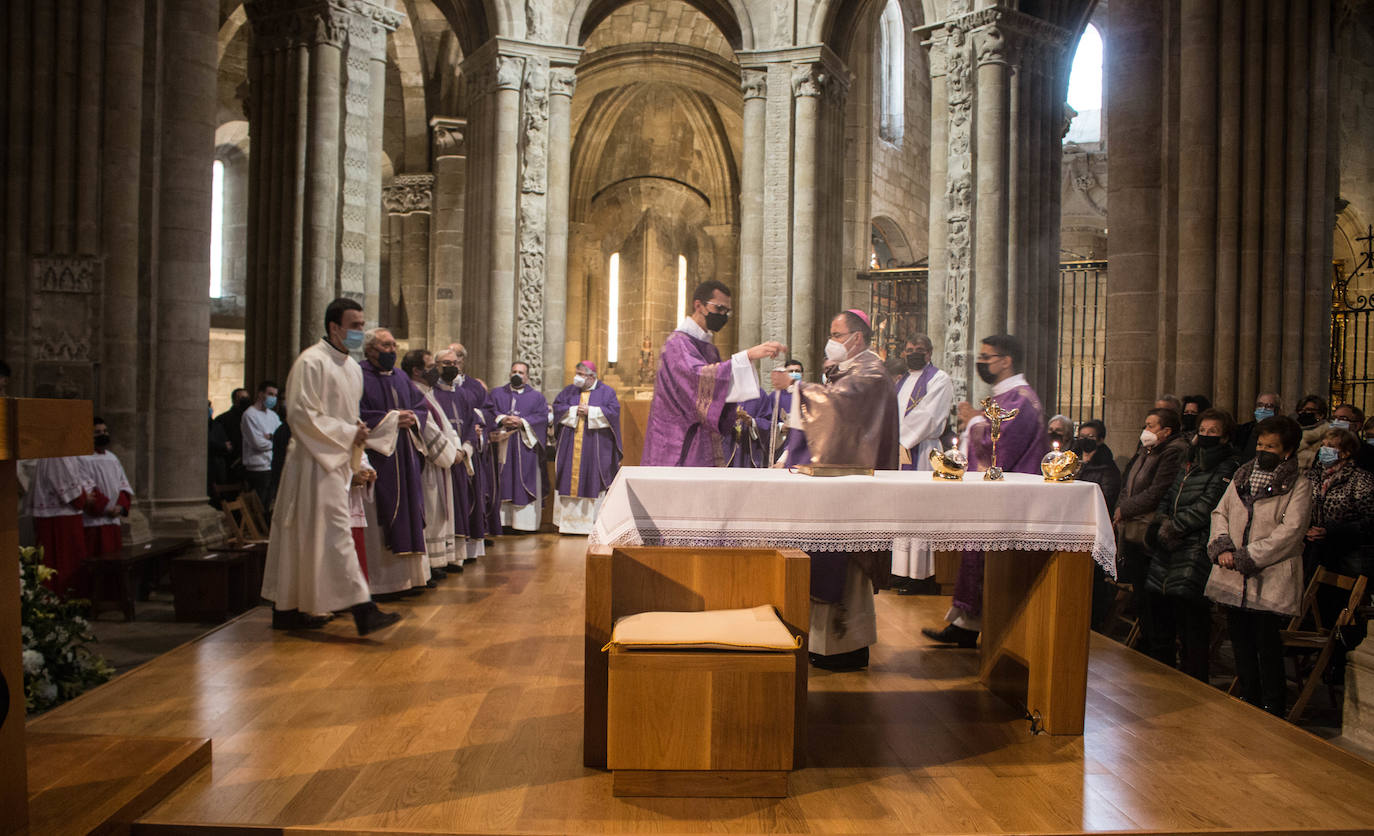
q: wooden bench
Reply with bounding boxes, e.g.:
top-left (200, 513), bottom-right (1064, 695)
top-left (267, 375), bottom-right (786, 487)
top-left (84, 537), bottom-right (194, 621)
top-left (171, 548), bottom-right (262, 623)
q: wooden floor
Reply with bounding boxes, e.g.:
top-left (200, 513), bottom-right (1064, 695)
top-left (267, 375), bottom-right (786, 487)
top-left (28, 534), bottom-right (1374, 835)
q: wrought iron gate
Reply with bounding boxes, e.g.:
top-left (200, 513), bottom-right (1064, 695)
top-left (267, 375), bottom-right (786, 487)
top-left (1330, 226), bottom-right (1374, 414)
top-left (864, 266), bottom-right (929, 361)
top-left (1055, 260), bottom-right (1108, 424)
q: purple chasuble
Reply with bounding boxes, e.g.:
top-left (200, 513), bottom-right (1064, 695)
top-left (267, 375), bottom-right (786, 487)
top-left (552, 382), bottom-right (623, 497)
top-left (359, 359), bottom-right (428, 555)
top-left (642, 330), bottom-right (735, 467)
top-left (955, 380), bottom-right (1050, 618)
top-left (485, 384), bottom-right (549, 506)
top-left (897, 364), bottom-right (940, 471)
top-left (431, 384), bottom-right (473, 539)
top-left (459, 376), bottom-right (501, 536)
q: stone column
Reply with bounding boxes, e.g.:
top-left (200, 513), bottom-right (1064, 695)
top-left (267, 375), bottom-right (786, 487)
top-left (242, 0), bottom-right (401, 385)
top-left (147, 0), bottom-right (219, 539)
top-left (737, 69), bottom-right (767, 352)
top-left (544, 66), bottom-right (576, 393)
top-left (488, 55), bottom-right (522, 379)
top-left (430, 117), bottom-right (467, 344)
top-left (1342, 640), bottom-right (1374, 758)
top-left (972, 23), bottom-right (1011, 341)
top-left (382, 174), bottom-right (433, 344)
top-left (790, 63), bottom-right (824, 365)
top-left (924, 37), bottom-right (951, 376)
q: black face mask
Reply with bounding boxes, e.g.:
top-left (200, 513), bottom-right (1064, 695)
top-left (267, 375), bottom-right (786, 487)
top-left (1182, 413), bottom-right (1198, 432)
top-left (1256, 451), bottom-right (1283, 471)
top-left (975, 362), bottom-right (997, 385)
top-left (704, 311), bottom-right (729, 333)
top-left (905, 352), bottom-right (927, 370)
top-left (1075, 437), bottom-right (1098, 455)
top-left (510, 374), bottom-right (525, 389)
top-left (376, 351), bottom-right (397, 371)
top-left (440, 366), bottom-right (460, 383)
top-left (1196, 434), bottom-right (1222, 449)
top-left (1297, 413), bottom-right (1320, 428)
top-left (421, 367), bottom-right (441, 386)
top-left (94, 434), bottom-right (111, 449)
top-left (235, 397), bottom-right (250, 411)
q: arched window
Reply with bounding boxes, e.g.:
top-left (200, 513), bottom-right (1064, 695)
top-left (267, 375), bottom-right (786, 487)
top-left (608, 252), bottom-right (621, 364)
top-left (877, 0), bottom-right (904, 144)
top-left (210, 159), bottom-right (225, 298)
top-left (1065, 23), bottom-right (1103, 144)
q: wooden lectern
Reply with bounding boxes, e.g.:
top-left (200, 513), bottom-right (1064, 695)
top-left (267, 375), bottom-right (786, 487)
top-left (1, 397), bottom-right (93, 834)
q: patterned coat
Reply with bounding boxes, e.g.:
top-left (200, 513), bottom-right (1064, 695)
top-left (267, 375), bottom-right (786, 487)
top-left (1307, 460), bottom-right (1374, 576)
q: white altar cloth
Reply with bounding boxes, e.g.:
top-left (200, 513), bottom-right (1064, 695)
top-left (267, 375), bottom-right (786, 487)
top-left (588, 467), bottom-right (1116, 574)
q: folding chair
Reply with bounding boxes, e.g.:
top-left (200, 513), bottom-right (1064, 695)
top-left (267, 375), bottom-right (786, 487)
top-left (1280, 567), bottom-right (1369, 723)
top-left (240, 489), bottom-right (271, 535)
top-left (1100, 580), bottom-right (1141, 648)
top-left (221, 496), bottom-right (268, 545)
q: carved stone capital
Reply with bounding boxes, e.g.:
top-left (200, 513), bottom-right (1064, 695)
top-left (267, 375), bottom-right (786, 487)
top-left (549, 66), bottom-right (577, 98)
top-left (741, 68), bottom-right (767, 100)
top-left (382, 173), bottom-right (434, 215)
top-left (973, 24), bottom-right (1009, 66)
top-left (431, 117), bottom-right (467, 159)
top-left (495, 55), bottom-right (524, 90)
top-left (245, 0), bottom-right (401, 53)
top-left (791, 63), bottom-right (826, 98)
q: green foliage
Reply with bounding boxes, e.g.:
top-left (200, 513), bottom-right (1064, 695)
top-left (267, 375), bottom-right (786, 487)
top-left (19, 546), bottom-right (113, 713)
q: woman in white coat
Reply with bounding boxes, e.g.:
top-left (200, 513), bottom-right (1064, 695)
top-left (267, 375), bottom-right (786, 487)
top-left (1205, 415), bottom-right (1312, 716)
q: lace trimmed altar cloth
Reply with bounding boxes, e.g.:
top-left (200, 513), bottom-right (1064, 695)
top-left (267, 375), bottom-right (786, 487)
top-left (588, 467), bottom-right (1117, 575)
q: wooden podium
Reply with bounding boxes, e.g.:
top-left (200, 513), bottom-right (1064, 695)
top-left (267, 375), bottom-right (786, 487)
top-left (1, 397), bottom-right (93, 833)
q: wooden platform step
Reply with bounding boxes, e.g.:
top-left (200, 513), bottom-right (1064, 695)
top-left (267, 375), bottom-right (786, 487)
top-left (26, 731), bottom-right (209, 836)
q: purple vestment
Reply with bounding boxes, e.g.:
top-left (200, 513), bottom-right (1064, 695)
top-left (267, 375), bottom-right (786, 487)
top-left (431, 383), bottom-right (473, 540)
top-left (642, 330), bottom-right (735, 467)
top-left (552, 382), bottom-right (622, 497)
top-left (955, 380), bottom-right (1050, 618)
top-left (360, 360), bottom-right (427, 555)
top-left (459, 376), bottom-right (500, 537)
top-left (485, 384), bottom-right (549, 506)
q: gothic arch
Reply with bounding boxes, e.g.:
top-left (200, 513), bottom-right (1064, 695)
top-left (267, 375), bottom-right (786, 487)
top-left (424, 0), bottom-right (495, 54)
top-left (871, 215), bottom-right (913, 266)
top-left (813, 0), bottom-right (931, 57)
top-left (567, 0), bottom-right (753, 51)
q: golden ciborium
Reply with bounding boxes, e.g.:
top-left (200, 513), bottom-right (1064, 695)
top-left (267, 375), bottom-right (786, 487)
top-left (1040, 441), bottom-right (1082, 482)
top-left (928, 446), bottom-right (967, 480)
top-left (980, 396), bottom-right (1019, 481)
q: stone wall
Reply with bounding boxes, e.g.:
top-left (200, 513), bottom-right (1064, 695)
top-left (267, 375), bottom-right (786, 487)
top-left (1338, 9), bottom-right (1374, 240)
top-left (208, 328), bottom-right (247, 414)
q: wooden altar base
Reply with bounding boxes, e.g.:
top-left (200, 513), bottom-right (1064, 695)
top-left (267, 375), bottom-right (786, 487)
top-left (28, 534), bottom-right (1374, 835)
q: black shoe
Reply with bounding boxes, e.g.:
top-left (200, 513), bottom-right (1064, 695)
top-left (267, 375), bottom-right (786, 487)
top-left (465, 556), bottom-right (478, 564)
top-left (430, 567), bottom-right (447, 581)
top-left (896, 577), bottom-right (942, 596)
top-left (483, 539), bottom-right (494, 547)
top-left (372, 591), bottom-right (405, 603)
top-left (352, 602), bottom-right (401, 636)
top-left (424, 577), bottom-right (439, 589)
top-left (403, 586), bottom-right (426, 597)
top-left (271, 609), bottom-right (329, 630)
top-left (445, 562), bottom-right (465, 573)
top-left (921, 624), bottom-right (979, 648)
top-left (809, 647), bottom-right (869, 671)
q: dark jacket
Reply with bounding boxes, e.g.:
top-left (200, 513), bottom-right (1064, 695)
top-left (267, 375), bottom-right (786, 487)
top-left (1079, 442), bottom-right (1123, 512)
top-left (1118, 433), bottom-right (1191, 521)
top-left (1306, 460), bottom-right (1374, 576)
top-left (1146, 441), bottom-right (1239, 598)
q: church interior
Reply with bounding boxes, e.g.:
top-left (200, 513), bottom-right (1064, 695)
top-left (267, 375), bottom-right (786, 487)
top-left (6, 0), bottom-right (1374, 832)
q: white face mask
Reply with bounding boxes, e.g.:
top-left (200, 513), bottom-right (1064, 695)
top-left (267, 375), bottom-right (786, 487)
top-left (1330, 419), bottom-right (1351, 431)
top-left (572, 375), bottom-right (587, 388)
top-left (1140, 429), bottom-right (1159, 448)
top-left (824, 335), bottom-right (851, 365)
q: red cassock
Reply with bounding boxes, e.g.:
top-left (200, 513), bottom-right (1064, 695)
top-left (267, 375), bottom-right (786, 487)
top-left (36, 497), bottom-right (88, 597)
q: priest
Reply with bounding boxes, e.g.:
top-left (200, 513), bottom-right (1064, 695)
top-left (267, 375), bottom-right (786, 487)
top-left (891, 335), bottom-right (953, 592)
top-left (485, 361), bottom-right (549, 532)
top-left (642, 280), bottom-right (785, 466)
top-left (769, 309), bottom-right (900, 670)
top-left (551, 361), bottom-right (622, 534)
top-left (403, 349), bottom-right (462, 579)
top-left (433, 347), bottom-right (476, 569)
top-left (360, 327), bottom-right (430, 599)
top-left (260, 297), bottom-right (399, 635)
top-left (923, 334), bottom-right (1049, 648)
top-left (448, 342), bottom-right (497, 559)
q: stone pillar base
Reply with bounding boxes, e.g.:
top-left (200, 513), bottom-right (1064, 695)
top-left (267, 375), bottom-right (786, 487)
top-left (1339, 640), bottom-right (1374, 760)
top-left (122, 508), bottom-right (153, 545)
top-left (145, 499), bottom-right (225, 545)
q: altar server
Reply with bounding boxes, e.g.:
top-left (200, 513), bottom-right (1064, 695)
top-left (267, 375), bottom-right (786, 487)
top-left (486, 361), bottom-right (549, 532)
top-left (404, 349), bottom-right (462, 577)
top-left (923, 334), bottom-right (1049, 648)
top-left (642, 280), bottom-right (785, 466)
top-left (360, 328), bottom-right (430, 598)
top-left (770, 309), bottom-right (900, 670)
top-left (79, 417), bottom-right (133, 558)
top-left (260, 297), bottom-right (399, 635)
top-left (552, 361), bottom-right (622, 534)
top-left (27, 456), bottom-right (90, 596)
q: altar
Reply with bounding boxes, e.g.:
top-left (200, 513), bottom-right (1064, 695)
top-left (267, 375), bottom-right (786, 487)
top-left (584, 467), bottom-right (1115, 766)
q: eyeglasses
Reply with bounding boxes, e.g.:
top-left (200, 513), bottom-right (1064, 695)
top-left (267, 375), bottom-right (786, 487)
top-left (706, 301), bottom-right (732, 315)
top-left (975, 353), bottom-right (1007, 362)
top-left (828, 331), bottom-right (852, 341)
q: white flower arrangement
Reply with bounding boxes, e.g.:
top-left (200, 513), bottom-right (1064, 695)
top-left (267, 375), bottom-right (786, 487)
top-left (19, 546), bottom-right (114, 713)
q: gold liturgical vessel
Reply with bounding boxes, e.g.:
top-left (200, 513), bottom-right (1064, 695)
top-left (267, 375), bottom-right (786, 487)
top-left (979, 397), bottom-right (1019, 481)
top-left (1040, 441), bottom-right (1082, 482)
top-left (928, 447), bottom-right (967, 480)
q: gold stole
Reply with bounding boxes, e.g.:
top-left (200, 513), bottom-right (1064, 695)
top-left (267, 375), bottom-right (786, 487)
top-left (568, 390), bottom-right (591, 498)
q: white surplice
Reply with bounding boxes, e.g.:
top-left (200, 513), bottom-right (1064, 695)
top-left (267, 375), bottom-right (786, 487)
top-left (417, 383), bottom-right (460, 568)
top-left (891, 364), bottom-right (953, 579)
top-left (261, 339), bottom-right (372, 614)
top-left (76, 450), bottom-right (133, 529)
